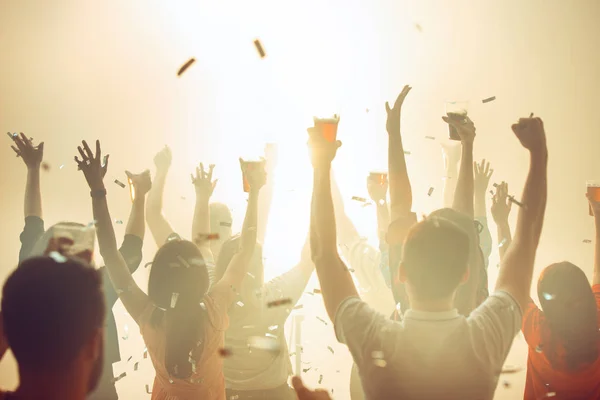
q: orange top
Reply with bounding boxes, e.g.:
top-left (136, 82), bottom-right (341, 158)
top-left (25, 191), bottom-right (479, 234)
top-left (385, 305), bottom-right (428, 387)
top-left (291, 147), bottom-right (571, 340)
top-left (522, 284), bottom-right (600, 399)
top-left (137, 285), bottom-right (230, 400)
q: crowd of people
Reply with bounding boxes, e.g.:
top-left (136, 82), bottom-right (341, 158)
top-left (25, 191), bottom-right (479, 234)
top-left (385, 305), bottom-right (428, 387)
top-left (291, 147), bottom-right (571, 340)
top-left (0, 85), bottom-right (599, 400)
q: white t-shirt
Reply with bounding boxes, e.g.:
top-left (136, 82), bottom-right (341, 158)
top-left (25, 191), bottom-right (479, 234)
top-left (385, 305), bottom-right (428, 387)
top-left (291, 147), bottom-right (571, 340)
top-left (335, 291), bottom-right (522, 400)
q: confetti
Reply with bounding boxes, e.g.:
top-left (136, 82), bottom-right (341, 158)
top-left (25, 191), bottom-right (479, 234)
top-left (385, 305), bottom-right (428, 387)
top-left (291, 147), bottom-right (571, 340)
top-left (502, 381), bottom-right (511, 388)
top-left (542, 292), bottom-right (555, 301)
top-left (267, 298), bottom-right (292, 308)
top-left (498, 238), bottom-right (507, 248)
top-left (425, 136), bottom-right (436, 140)
top-left (127, 356), bottom-right (132, 362)
top-left (583, 239), bottom-right (592, 244)
top-left (352, 196), bottom-right (367, 203)
top-left (114, 179), bottom-right (126, 188)
top-left (220, 221), bottom-right (232, 227)
top-left (404, 150), bottom-right (411, 155)
top-left (535, 345), bottom-right (543, 353)
top-left (414, 23), bottom-right (423, 32)
top-left (316, 316), bottom-right (328, 325)
top-left (145, 384), bottom-right (152, 394)
top-left (327, 346), bottom-right (334, 354)
top-left (177, 58), bottom-right (196, 77)
top-left (122, 324), bottom-right (129, 340)
top-left (546, 392), bottom-right (556, 398)
top-left (508, 196), bottom-right (524, 208)
top-left (313, 288), bottom-right (322, 294)
top-left (230, 396), bottom-right (240, 400)
top-left (265, 333), bottom-right (277, 339)
top-left (318, 375), bottom-right (323, 384)
top-left (112, 372), bottom-right (126, 383)
top-left (292, 304), bottom-right (304, 310)
top-left (143, 347), bottom-right (148, 359)
top-left (134, 362), bottom-right (139, 371)
top-left (59, 164), bottom-right (65, 170)
top-left (303, 367), bottom-right (312, 373)
top-left (144, 262), bottom-right (152, 268)
top-left (171, 292), bottom-right (179, 308)
top-left (501, 365), bottom-right (523, 374)
top-left (176, 255), bottom-right (191, 268)
top-left (199, 302), bottom-right (206, 311)
top-left (482, 96), bottom-right (496, 104)
top-left (254, 39), bottom-right (266, 58)
top-left (247, 336), bottom-right (280, 352)
top-left (247, 272), bottom-right (255, 279)
top-left (195, 233), bottom-right (220, 244)
top-left (268, 325), bottom-right (279, 331)
top-left (41, 162), bottom-right (50, 171)
top-left (427, 187), bottom-right (434, 196)
top-left (115, 219), bottom-right (123, 225)
top-left (236, 301), bottom-right (245, 307)
top-left (529, 112), bottom-right (534, 118)
top-left (219, 347), bottom-right (233, 357)
top-left (373, 359), bottom-right (387, 368)
top-left (371, 350), bottom-right (384, 359)
top-left (49, 251), bottom-right (68, 263)
top-left (366, 108), bottom-right (369, 113)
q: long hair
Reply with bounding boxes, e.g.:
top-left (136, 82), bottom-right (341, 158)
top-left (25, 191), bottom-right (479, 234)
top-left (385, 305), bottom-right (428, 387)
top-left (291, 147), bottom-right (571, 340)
top-left (538, 262), bottom-right (599, 370)
top-left (147, 239), bottom-right (210, 379)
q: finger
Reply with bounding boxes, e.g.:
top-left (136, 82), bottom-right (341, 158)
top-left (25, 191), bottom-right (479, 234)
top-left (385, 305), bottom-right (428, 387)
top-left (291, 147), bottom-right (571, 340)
top-left (102, 154), bottom-right (109, 175)
top-left (385, 101), bottom-right (391, 114)
top-left (442, 116), bottom-right (459, 127)
top-left (95, 140), bottom-right (101, 162)
top-left (77, 146), bottom-right (88, 162)
top-left (37, 142), bottom-right (44, 153)
top-left (199, 162), bottom-right (206, 178)
top-left (6, 132), bottom-right (16, 140)
top-left (208, 164), bottom-right (215, 181)
top-left (82, 141), bottom-right (94, 160)
top-left (482, 159), bottom-right (488, 174)
top-left (13, 135), bottom-right (26, 153)
top-left (10, 145), bottom-right (21, 156)
top-left (190, 173), bottom-right (195, 183)
top-left (19, 132), bottom-right (32, 147)
top-left (125, 170), bottom-right (133, 179)
top-left (291, 376), bottom-right (309, 395)
top-left (196, 166), bottom-right (201, 180)
top-left (488, 168), bottom-right (494, 179)
top-left (212, 179), bottom-right (218, 190)
top-left (74, 156), bottom-right (85, 169)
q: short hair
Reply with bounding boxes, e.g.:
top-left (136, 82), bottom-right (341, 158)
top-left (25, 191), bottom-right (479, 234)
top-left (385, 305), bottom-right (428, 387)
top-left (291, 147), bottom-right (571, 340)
top-left (402, 217), bottom-right (470, 301)
top-left (215, 235), bottom-right (263, 286)
top-left (209, 203), bottom-right (233, 231)
top-left (1, 256), bottom-right (105, 371)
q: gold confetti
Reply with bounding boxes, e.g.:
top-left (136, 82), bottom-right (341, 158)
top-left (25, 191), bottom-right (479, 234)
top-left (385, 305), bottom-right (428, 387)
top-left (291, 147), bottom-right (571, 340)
top-left (112, 372), bottom-right (126, 383)
top-left (177, 58), bottom-right (196, 77)
top-left (482, 96), bottom-right (496, 104)
top-left (219, 347), bottom-right (233, 357)
top-left (145, 384), bottom-right (152, 394)
top-left (254, 39), bottom-right (266, 58)
top-left (316, 316), bottom-right (328, 325)
top-left (114, 179), bottom-right (126, 188)
top-left (352, 196), bottom-right (367, 203)
top-left (267, 298), bottom-right (292, 308)
top-left (427, 187), bottom-right (434, 196)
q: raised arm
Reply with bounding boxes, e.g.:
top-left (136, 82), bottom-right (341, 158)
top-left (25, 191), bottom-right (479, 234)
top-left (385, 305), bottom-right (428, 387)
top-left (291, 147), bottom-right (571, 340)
top-left (386, 85), bottom-right (413, 222)
top-left (125, 170), bottom-right (151, 241)
top-left (330, 170), bottom-right (360, 248)
top-left (146, 146), bottom-right (176, 246)
top-left (76, 140), bottom-right (149, 321)
top-left (441, 143), bottom-right (461, 208)
top-left (10, 133), bottom-right (44, 219)
top-left (443, 116), bottom-right (476, 218)
top-left (474, 160), bottom-right (494, 218)
top-left (191, 163), bottom-right (217, 247)
top-left (257, 143), bottom-right (277, 244)
top-left (308, 127), bottom-right (359, 321)
top-left (213, 159), bottom-right (264, 294)
top-left (494, 118), bottom-right (548, 310)
top-left (587, 194), bottom-right (600, 285)
top-left (491, 181), bottom-right (513, 261)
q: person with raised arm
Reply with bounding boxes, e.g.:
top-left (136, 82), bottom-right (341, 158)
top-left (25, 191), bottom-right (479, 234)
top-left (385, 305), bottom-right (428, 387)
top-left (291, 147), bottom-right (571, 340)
top-left (519, 192), bottom-right (600, 399)
top-left (146, 146), bottom-right (177, 246)
top-left (76, 140), bottom-right (263, 399)
top-left (441, 142), bottom-right (461, 208)
top-left (473, 159), bottom-right (495, 300)
top-left (491, 181), bottom-right (513, 261)
top-left (6, 134), bottom-right (147, 400)
top-left (310, 115), bottom-right (548, 399)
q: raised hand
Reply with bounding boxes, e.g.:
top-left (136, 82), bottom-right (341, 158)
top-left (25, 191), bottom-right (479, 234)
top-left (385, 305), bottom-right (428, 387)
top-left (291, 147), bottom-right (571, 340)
top-left (153, 146), bottom-right (172, 172)
top-left (126, 170), bottom-right (152, 198)
top-left (442, 115), bottom-right (476, 144)
top-left (307, 127), bottom-right (341, 169)
top-left (240, 158), bottom-right (266, 192)
top-left (74, 140), bottom-right (108, 191)
top-left (8, 132), bottom-right (44, 169)
top-left (511, 117), bottom-right (546, 154)
top-left (474, 159), bottom-right (494, 195)
top-left (292, 376), bottom-right (332, 400)
top-left (191, 163), bottom-right (217, 198)
top-left (367, 175), bottom-right (388, 203)
top-left (491, 181), bottom-right (512, 224)
top-left (385, 85), bottom-right (412, 135)
top-left (587, 192), bottom-right (600, 218)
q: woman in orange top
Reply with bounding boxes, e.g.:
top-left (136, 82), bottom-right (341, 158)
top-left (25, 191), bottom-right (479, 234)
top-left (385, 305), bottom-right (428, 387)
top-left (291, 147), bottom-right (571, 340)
top-left (76, 140), bottom-right (265, 399)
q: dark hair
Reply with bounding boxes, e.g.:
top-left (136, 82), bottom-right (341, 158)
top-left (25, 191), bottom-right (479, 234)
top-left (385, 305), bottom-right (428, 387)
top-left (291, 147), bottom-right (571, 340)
top-left (402, 217), bottom-right (470, 301)
top-left (147, 239), bottom-right (210, 379)
top-left (1, 256), bottom-right (105, 371)
top-left (538, 262), bottom-right (599, 370)
top-left (214, 234), bottom-right (263, 289)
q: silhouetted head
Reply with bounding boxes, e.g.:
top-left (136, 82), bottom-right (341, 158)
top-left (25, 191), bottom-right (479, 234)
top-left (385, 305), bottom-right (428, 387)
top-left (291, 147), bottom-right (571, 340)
top-left (209, 202), bottom-right (233, 259)
top-left (30, 222), bottom-right (94, 262)
top-left (400, 216), bottom-right (470, 303)
top-left (538, 262), bottom-right (599, 370)
top-left (215, 234), bottom-right (264, 294)
top-left (2, 256), bottom-right (105, 393)
top-left (147, 239), bottom-right (210, 379)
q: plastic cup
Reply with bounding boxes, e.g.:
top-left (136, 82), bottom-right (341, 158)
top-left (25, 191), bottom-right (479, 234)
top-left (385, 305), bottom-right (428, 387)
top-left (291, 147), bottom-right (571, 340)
top-left (128, 178), bottom-right (136, 202)
top-left (52, 223), bottom-right (96, 258)
top-left (242, 160), bottom-right (263, 193)
top-left (313, 115), bottom-right (340, 143)
top-left (587, 181), bottom-right (600, 216)
top-left (445, 101), bottom-right (469, 141)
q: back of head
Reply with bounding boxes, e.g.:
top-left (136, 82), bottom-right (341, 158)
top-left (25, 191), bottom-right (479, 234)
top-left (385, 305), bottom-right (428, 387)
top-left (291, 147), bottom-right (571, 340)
top-left (147, 239), bottom-right (210, 379)
top-left (215, 234), bottom-right (264, 289)
top-left (538, 262), bottom-right (599, 370)
top-left (29, 222), bottom-right (87, 258)
top-left (210, 202), bottom-right (233, 239)
top-left (402, 217), bottom-right (470, 302)
top-left (2, 256), bottom-right (105, 373)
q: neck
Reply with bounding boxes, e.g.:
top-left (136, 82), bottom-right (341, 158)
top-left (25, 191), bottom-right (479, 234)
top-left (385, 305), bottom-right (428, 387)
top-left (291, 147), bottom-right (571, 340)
top-left (408, 291), bottom-right (455, 312)
top-left (14, 367), bottom-right (88, 400)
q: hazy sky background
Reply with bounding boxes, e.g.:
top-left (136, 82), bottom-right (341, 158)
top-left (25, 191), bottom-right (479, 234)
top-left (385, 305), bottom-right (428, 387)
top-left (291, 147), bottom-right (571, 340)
top-left (1, 0), bottom-right (599, 398)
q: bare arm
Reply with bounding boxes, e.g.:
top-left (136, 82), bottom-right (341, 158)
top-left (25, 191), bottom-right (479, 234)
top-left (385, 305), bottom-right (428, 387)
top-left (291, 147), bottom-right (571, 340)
top-left (331, 170), bottom-right (360, 247)
top-left (191, 163), bottom-right (216, 250)
top-left (257, 144), bottom-right (277, 244)
top-left (77, 141), bottom-right (150, 322)
top-left (125, 170), bottom-right (151, 240)
top-left (441, 143), bottom-right (460, 208)
top-left (10, 133), bottom-right (44, 218)
top-left (147, 147), bottom-right (175, 246)
top-left (588, 195), bottom-right (600, 285)
top-left (494, 118), bottom-right (548, 310)
top-left (474, 160), bottom-right (494, 218)
top-left (491, 182), bottom-right (513, 261)
top-left (386, 86), bottom-right (413, 221)
top-left (445, 116), bottom-right (476, 218)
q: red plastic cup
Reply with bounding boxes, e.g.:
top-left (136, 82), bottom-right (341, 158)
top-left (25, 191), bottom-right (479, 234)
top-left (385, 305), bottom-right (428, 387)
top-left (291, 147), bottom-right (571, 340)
top-left (313, 115), bottom-right (340, 143)
top-left (242, 161), bottom-right (262, 193)
top-left (587, 181), bottom-right (600, 216)
top-left (445, 102), bottom-right (468, 141)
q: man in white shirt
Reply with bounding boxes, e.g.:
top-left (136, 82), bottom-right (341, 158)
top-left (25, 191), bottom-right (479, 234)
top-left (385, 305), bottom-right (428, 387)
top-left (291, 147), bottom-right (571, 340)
top-left (307, 86), bottom-right (548, 399)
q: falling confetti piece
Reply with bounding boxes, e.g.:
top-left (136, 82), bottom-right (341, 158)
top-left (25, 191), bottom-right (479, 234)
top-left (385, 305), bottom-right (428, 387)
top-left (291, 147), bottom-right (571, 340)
top-left (583, 239), bottom-right (592, 243)
top-left (508, 196), bottom-right (524, 208)
top-left (254, 39), bottom-right (266, 58)
top-left (427, 187), bottom-right (434, 196)
top-left (247, 272), bottom-right (255, 279)
top-left (247, 336), bottom-right (280, 352)
top-left (176, 255), bottom-right (191, 268)
top-left (143, 348), bottom-right (148, 359)
top-left (542, 292), bottom-right (555, 301)
top-left (199, 302), bottom-right (207, 311)
top-left (144, 262), bottom-right (152, 269)
top-left (352, 196), bottom-right (367, 203)
top-left (372, 350), bottom-right (384, 359)
top-left (318, 375), bottom-right (323, 384)
top-left (220, 221), bottom-right (232, 227)
top-left (303, 367), bottom-right (312, 373)
top-left (316, 316), bottom-right (328, 325)
top-left (501, 365), bottom-right (523, 374)
top-left (145, 384), bottom-right (152, 394)
top-left (134, 362), bottom-right (139, 371)
top-left (404, 150), bottom-right (411, 155)
top-left (237, 301), bottom-right (245, 307)
top-left (267, 298), bottom-right (292, 308)
top-left (535, 345), bottom-right (543, 353)
top-left (366, 108), bottom-right (369, 113)
top-left (502, 381), bottom-right (511, 388)
top-left (499, 238), bottom-right (507, 248)
top-left (122, 324), bottom-right (129, 340)
top-left (546, 392), bottom-right (556, 397)
top-left (414, 23), bottom-right (423, 32)
top-left (293, 304), bottom-right (304, 310)
top-left (230, 396), bottom-right (240, 400)
top-left (265, 333), bottom-right (277, 339)
top-left (313, 288), bottom-right (322, 294)
top-left (425, 136), bottom-right (436, 140)
top-left (171, 292), bottom-right (179, 308)
top-left (177, 58), bottom-right (196, 77)
top-left (112, 372), bottom-right (127, 383)
top-left (219, 348), bottom-right (233, 357)
top-left (268, 325), bottom-right (279, 331)
top-left (49, 251), bottom-right (68, 263)
top-left (59, 164), bottom-right (65, 170)
top-left (529, 112), bottom-right (534, 118)
top-left (41, 162), bottom-right (50, 171)
top-left (482, 96), bottom-right (496, 104)
top-left (373, 359), bottom-right (387, 368)
top-left (115, 219), bottom-right (123, 225)
top-left (327, 346), bottom-right (334, 354)
top-left (194, 233), bottom-right (220, 244)
top-left (114, 179), bottom-right (126, 188)
top-left (127, 356), bottom-right (132, 362)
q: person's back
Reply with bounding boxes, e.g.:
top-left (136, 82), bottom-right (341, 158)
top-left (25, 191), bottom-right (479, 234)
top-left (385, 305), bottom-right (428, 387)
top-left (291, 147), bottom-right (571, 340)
top-left (522, 262), bottom-right (600, 399)
top-left (0, 249), bottom-right (105, 400)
